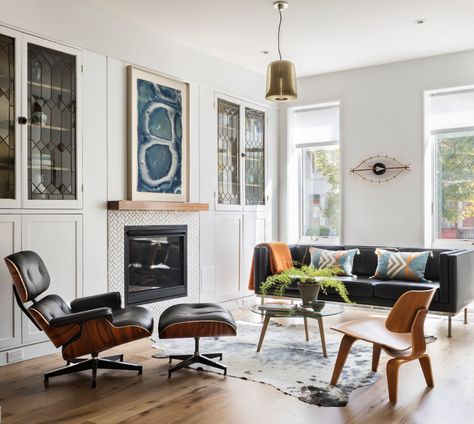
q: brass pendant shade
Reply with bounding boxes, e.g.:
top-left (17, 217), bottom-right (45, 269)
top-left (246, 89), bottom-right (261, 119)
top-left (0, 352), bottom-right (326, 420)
top-left (265, 1), bottom-right (297, 102)
top-left (265, 60), bottom-right (297, 101)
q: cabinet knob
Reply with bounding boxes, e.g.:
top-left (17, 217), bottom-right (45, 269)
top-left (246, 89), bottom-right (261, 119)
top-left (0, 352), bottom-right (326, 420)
top-left (18, 116), bottom-right (28, 125)
top-left (241, 153), bottom-right (246, 158)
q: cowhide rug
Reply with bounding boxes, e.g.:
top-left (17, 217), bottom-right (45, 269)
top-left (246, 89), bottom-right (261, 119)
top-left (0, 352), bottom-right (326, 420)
top-left (153, 320), bottom-right (398, 407)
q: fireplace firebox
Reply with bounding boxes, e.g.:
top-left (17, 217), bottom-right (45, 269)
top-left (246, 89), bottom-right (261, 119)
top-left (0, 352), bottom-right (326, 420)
top-left (124, 225), bottom-right (187, 305)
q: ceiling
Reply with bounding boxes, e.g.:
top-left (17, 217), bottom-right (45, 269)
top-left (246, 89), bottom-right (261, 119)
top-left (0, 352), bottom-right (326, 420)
top-left (77, 0), bottom-right (474, 77)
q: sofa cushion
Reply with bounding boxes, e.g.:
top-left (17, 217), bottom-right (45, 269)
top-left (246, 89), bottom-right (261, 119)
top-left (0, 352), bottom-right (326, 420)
top-left (323, 276), bottom-right (375, 298)
top-left (310, 248), bottom-right (360, 276)
top-left (373, 249), bottom-right (432, 282)
top-left (374, 281), bottom-right (440, 303)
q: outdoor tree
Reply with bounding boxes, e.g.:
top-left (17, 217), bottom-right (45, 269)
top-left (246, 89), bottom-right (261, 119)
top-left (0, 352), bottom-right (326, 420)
top-left (438, 135), bottom-right (474, 230)
top-left (313, 149), bottom-right (340, 234)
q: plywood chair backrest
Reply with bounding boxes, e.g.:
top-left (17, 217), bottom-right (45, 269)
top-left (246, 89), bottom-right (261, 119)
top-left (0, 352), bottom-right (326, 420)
top-left (385, 289), bottom-right (436, 333)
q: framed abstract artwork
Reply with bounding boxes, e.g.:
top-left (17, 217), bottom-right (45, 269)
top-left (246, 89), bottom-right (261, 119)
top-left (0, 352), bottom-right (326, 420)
top-left (128, 65), bottom-right (188, 201)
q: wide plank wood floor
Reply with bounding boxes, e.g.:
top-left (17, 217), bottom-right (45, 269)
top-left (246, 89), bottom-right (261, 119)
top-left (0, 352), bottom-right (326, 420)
top-left (0, 301), bottom-right (473, 424)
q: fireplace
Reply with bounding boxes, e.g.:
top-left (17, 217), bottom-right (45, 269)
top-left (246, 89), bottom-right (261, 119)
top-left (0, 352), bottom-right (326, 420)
top-left (124, 225), bottom-right (187, 305)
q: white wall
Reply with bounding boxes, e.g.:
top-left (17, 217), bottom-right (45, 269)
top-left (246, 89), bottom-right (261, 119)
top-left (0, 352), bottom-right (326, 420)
top-left (280, 50), bottom-right (474, 247)
top-left (0, 0), bottom-right (279, 301)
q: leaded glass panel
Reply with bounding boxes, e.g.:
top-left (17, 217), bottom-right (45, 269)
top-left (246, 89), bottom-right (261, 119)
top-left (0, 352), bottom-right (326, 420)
top-left (217, 99), bottom-right (240, 205)
top-left (28, 43), bottom-right (76, 200)
top-left (0, 34), bottom-right (15, 199)
top-left (245, 107), bottom-right (265, 206)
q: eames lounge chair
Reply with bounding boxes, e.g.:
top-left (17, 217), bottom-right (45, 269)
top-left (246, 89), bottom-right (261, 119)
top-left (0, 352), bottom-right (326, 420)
top-left (5, 250), bottom-right (154, 388)
top-left (330, 288), bottom-right (436, 402)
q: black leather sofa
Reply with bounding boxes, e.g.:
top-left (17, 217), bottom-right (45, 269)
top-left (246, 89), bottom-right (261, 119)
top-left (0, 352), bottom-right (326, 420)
top-left (253, 244), bottom-right (474, 334)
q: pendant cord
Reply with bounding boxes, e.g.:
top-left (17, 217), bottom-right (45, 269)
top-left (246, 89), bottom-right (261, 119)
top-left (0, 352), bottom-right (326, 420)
top-left (277, 7), bottom-right (283, 60)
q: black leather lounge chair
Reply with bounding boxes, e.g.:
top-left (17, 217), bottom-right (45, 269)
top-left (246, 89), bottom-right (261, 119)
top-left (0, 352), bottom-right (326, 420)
top-left (4, 250), bottom-right (154, 387)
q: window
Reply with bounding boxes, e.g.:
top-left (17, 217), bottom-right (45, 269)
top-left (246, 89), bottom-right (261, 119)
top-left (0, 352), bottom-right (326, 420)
top-left (427, 88), bottom-right (474, 242)
top-left (293, 104), bottom-right (340, 240)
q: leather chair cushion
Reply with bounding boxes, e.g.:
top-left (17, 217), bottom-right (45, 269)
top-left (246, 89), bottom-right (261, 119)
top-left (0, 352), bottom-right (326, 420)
top-left (71, 292), bottom-right (122, 312)
top-left (29, 294), bottom-right (71, 322)
top-left (374, 281), bottom-right (440, 303)
top-left (158, 303), bottom-right (236, 338)
top-left (6, 251), bottom-right (50, 301)
top-left (112, 306), bottom-right (154, 334)
top-left (50, 307), bottom-right (112, 327)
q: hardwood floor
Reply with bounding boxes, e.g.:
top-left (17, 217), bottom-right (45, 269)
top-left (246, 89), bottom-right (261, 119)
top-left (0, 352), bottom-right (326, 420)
top-left (0, 301), bottom-right (473, 424)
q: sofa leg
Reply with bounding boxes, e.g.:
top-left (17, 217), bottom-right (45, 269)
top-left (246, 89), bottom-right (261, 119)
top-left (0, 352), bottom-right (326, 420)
top-left (448, 315), bottom-right (452, 338)
top-left (464, 308), bottom-right (468, 325)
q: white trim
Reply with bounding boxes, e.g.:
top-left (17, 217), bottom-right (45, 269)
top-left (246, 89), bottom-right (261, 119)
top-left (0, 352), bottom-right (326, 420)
top-left (424, 85), bottom-right (474, 247)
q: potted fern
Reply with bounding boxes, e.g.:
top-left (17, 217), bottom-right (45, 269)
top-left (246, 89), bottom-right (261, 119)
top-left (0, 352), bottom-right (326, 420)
top-left (260, 265), bottom-right (351, 305)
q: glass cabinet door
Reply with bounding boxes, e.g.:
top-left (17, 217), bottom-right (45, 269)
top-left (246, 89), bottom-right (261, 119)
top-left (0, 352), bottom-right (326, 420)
top-left (217, 98), bottom-right (240, 206)
top-left (27, 43), bottom-right (77, 202)
top-left (244, 107), bottom-right (265, 207)
top-left (0, 34), bottom-right (16, 203)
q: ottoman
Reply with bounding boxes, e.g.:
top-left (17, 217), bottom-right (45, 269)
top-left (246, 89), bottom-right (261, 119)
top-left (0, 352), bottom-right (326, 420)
top-left (158, 303), bottom-right (237, 377)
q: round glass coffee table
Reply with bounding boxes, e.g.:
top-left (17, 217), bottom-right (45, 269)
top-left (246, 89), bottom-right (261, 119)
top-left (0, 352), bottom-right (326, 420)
top-left (250, 301), bottom-right (344, 357)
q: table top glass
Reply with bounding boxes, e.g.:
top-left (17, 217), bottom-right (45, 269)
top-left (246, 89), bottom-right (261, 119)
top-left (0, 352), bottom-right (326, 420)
top-left (250, 301), bottom-right (344, 318)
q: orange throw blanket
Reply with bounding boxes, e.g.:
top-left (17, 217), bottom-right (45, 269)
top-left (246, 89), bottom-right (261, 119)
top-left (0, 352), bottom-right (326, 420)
top-left (248, 242), bottom-right (294, 290)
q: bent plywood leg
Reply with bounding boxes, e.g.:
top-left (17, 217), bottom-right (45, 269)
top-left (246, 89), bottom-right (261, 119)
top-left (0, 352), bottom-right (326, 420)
top-left (372, 344), bottom-right (382, 372)
top-left (419, 354), bottom-right (434, 387)
top-left (330, 335), bottom-right (356, 385)
top-left (256, 315), bottom-right (271, 353)
top-left (386, 358), bottom-right (402, 403)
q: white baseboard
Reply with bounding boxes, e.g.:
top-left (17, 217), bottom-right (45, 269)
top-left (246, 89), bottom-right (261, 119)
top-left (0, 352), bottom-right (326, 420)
top-left (0, 341), bottom-right (58, 366)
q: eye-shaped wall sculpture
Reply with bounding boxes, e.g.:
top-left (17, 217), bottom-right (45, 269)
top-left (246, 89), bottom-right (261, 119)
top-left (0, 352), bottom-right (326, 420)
top-left (350, 155), bottom-right (410, 183)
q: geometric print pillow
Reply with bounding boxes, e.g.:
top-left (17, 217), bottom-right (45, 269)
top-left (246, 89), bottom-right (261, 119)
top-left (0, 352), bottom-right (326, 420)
top-left (310, 248), bottom-right (360, 276)
top-left (372, 248), bottom-right (432, 282)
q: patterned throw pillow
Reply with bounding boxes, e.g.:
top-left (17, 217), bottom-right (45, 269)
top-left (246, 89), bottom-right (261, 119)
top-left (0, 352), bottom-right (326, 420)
top-left (310, 248), bottom-right (360, 276)
top-left (372, 248), bottom-right (432, 282)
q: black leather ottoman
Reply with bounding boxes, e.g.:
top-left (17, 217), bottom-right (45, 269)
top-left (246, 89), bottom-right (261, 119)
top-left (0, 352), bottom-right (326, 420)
top-left (157, 303), bottom-right (237, 377)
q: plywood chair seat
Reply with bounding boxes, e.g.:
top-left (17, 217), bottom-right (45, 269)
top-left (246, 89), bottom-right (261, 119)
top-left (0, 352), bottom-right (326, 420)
top-left (330, 289), bottom-right (436, 403)
top-left (332, 317), bottom-right (412, 352)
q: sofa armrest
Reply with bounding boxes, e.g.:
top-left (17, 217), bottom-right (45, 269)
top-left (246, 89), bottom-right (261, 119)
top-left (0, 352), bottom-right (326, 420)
top-left (253, 246), bottom-right (271, 294)
top-left (70, 292), bottom-right (122, 313)
top-left (445, 249), bottom-right (474, 313)
top-left (49, 307), bottom-right (113, 327)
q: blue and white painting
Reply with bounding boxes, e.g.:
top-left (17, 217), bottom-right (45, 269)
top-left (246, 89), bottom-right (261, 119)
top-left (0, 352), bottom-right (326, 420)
top-left (136, 78), bottom-right (183, 195)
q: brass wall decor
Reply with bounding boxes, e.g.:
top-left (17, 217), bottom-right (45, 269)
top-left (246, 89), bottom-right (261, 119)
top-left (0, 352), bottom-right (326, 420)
top-left (350, 155), bottom-right (410, 183)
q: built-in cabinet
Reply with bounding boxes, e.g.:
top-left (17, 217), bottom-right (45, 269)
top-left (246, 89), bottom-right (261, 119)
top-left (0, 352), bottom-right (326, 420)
top-left (0, 28), bottom-right (82, 210)
top-left (212, 94), bottom-right (270, 301)
top-left (0, 25), bottom-right (83, 361)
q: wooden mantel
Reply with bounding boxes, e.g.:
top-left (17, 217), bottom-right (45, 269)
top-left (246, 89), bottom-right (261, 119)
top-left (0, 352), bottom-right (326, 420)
top-left (108, 200), bottom-right (209, 212)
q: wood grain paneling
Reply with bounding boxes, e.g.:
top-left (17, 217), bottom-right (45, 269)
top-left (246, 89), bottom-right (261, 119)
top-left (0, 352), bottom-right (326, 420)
top-left (159, 321), bottom-right (237, 339)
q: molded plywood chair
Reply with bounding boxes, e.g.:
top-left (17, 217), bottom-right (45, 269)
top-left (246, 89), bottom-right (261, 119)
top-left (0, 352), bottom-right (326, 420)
top-left (330, 288), bottom-right (436, 402)
top-left (5, 250), bottom-right (154, 387)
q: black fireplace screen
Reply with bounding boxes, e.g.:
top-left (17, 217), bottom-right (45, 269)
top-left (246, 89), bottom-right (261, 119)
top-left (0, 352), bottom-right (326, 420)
top-left (124, 225), bottom-right (187, 305)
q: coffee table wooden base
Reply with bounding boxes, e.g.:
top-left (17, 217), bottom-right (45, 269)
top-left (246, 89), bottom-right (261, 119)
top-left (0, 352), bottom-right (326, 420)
top-left (256, 315), bottom-right (328, 358)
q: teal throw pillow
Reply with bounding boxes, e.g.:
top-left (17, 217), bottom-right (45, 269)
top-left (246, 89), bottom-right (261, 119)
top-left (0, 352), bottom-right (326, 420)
top-left (310, 248), bottom-right (360, 276)
top-left (372, 248), bottom-right (432, 282)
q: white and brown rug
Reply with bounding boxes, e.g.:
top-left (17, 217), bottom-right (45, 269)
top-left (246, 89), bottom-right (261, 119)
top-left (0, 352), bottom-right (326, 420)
top-left (153, 320), bottom-right (389, 407)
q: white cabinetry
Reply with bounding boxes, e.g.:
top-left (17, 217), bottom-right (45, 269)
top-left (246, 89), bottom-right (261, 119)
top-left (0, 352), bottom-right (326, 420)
top-left (0, 24), bottom-right (84, 361)
top-left (20, 214), bottom-right (82, 343)
top-left (210, 93), bottom-right (271, 301)
top-left (0, 215), bottom-right (21, 350)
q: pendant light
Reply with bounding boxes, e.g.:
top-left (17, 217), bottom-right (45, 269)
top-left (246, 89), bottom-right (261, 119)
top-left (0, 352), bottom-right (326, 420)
top-left (265, 1), bottom-right (297, 101)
